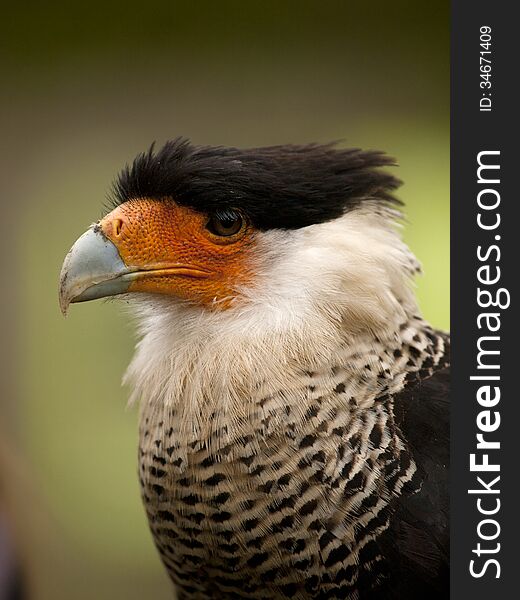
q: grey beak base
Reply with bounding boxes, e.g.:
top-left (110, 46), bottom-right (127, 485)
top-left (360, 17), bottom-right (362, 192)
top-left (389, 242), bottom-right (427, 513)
top-left (59, 226), bottom-right (132, 314)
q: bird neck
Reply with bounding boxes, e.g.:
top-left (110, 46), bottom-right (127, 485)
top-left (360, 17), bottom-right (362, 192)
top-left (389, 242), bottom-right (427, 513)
top-left (124, 208), bottom-right (433, 447)
top-left (124, 297), bottom-right (437, 449)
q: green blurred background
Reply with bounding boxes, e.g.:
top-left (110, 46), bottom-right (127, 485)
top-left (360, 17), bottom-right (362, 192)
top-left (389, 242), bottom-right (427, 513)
top-left (1, 2), bottom-right (449, 598)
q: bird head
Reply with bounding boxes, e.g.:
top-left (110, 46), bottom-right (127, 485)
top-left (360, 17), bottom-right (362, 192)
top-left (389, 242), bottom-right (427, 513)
top-left (59, 138), bottom-right (424, 420)
top-left (59, 138), bottom-right (417, 324)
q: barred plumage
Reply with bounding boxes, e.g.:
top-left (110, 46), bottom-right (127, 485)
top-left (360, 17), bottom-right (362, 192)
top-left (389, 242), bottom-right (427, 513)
top-left (59, 140), bottom-right (450, 599)
top-left (139, 318), bottom-right (449, 599)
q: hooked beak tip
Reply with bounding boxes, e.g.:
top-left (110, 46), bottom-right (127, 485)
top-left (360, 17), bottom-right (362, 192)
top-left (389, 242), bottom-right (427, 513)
top-left (58, 226), bottom-right (131, 314)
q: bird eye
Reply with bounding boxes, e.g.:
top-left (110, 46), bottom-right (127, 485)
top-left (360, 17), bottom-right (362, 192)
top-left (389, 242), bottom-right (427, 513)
top-left (206, 210), bottom-right (244, 237)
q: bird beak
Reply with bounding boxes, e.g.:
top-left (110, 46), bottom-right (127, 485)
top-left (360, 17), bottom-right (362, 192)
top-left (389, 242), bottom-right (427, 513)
top-left (59, 199), bottom-right (247, 312)
top-left (59, 225), bottom-right (135, 315)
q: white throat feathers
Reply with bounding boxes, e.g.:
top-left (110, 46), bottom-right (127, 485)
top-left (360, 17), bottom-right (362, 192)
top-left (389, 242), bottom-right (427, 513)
top-left (124, 204), bottom-right (423, 446)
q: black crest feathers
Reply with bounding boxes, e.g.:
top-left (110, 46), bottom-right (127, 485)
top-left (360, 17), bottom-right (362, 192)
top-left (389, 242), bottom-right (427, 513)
top-left (112, 138), bottom-right (401, 230)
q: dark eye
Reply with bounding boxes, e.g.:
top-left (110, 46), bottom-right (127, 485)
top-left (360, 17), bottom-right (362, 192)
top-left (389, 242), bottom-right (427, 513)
top-left (206, 210), bottom-right (244, 237)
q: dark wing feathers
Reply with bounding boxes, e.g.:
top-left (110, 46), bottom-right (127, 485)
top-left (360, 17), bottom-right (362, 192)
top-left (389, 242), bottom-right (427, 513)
top-left (378, 359), bottom-right (450, 598)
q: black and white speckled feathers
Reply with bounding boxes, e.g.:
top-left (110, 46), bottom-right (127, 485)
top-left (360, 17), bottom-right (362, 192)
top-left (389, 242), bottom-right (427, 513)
top-left (111, 139), bottom-right (401, 230)
top-left (138, 318), bottom-right (450, 599)
top-left (112, 139), bottom-right (449, 599)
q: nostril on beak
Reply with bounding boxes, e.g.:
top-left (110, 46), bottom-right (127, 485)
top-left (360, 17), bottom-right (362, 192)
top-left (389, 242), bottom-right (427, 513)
top-left (112, 218), bottom-right (124, 237)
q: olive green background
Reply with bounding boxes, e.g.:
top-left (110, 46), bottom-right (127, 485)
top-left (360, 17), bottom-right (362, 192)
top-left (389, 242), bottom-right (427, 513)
top-left (1, 2), bottom-right (449, 598)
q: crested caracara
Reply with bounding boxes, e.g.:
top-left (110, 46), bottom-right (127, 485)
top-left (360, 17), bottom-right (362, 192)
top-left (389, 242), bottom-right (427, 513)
top-left (59, 139), bottom-right (449, 599)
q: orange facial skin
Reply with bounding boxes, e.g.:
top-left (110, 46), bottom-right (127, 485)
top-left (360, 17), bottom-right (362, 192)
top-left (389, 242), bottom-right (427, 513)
top-left (99, 198), bottom-right (257, 308)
